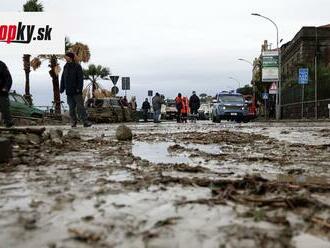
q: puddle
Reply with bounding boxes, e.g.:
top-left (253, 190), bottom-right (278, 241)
top-left (132, 141), bottom-right (223, 165)
top-left (132, 142), bottom-right (192, 164)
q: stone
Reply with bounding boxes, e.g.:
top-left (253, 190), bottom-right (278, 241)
top-left (15, 134), bottom-right (29, 145)
top-left (66, 130), bottom-right (81, 139)
top-left (27, 133), bottom-right (41, 145)
top-left (49, 129), bottom-right (63, 145)
top-left (49, 129), bottom-right (63, 140)
top-left (0, 138), bottom-right (12, 163)
top-left (116, 125), bottom-right (133, 141)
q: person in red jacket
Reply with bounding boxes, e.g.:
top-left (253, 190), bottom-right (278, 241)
top-left (175, 93), bottom-right (183, 123)
top-left (181, 96), bottom-right (189, 123)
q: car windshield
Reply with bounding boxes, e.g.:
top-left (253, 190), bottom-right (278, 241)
top-left (167, 102), bottom-right (176, 107)
top-left (219, 95), bottom-right (244, 103)
top-left (13, 95), bottom-right (28, 105)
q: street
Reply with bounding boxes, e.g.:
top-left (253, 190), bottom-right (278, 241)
top-left (0, 121), bottom-right (329, 248)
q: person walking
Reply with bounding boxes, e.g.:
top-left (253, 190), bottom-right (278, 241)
top-left (189, 91), bottom-right (200, 122)
top-left (60, 52), bottom-right (91, 128)
top-left (181, 96), bottom-right (189, 123)
top-left (142, 98), bottom-right (151, 122)
top-left (0, 60), bottom-right (14, 127)
top-left (175, 93), bottom-right (183, 123)
top-left (152, 93), bottom-right (164, 123)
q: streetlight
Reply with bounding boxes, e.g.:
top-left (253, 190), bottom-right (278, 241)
top-left (251, 13), bottom-right (281, 120)
top-left (238, 58), bottom-right (256, 109)
top-left (238, 58), bottom-right (253, 66)
top-left (228, 77), bottom-right (241, 91)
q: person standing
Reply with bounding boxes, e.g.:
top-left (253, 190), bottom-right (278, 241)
top-left (175, 93), bottom-right (183, 123)
top-left (181, 96), bottom-right (189, 123)
top-left (0, 61), bottom-right (14, 128)
top-left (152, 93), bottom-right (164, 123)
top-left (189, 91), bottom-right (200, 116)
top-left (60, 52), bottom-right (91, 128)
top-left (142, 98), bottom-right (151, 122)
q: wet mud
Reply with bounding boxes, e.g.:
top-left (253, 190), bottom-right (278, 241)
top-left (0, 122), bottom-right (329, 248)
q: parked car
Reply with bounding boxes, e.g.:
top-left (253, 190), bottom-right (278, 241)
top-left (9, 92), bottom-right (44, 118)
top-left (212, 92), bottom-right (249, 123)
top-left (164, 99), bottom-right (177, 120)
top-left (243, 94), bottom-right (257, 120)
top-left (198, 103), bottom-right (212, 120)
top-left (86, 97), bottom-right (132, 123)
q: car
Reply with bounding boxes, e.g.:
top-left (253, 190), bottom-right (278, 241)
top-left (198, 103), bottom-right (212, 120)
top-left (9, 92), bottom-right (44, 118)
top-left (164, 99), bottom-right (177, 120)
top-left (212, 92), bottom-right (249, 123)
top-left (85, 97), bottom-right (133, 123)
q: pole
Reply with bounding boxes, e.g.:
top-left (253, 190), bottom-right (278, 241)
top-left (264, 98), bottom-right (267, 120)
top-left (251, 13), bottom-right (281, 120)
top-left (315, 27), bottom-right (318, 119)
top-left (301, 84), bottom-right (304, 119)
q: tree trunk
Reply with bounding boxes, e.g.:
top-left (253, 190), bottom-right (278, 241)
top-left (49, 55), bottom-right (61, 115)
top-left (92, 81), bottom-right (96, 98)
top-left (23, 54), bottom-right (32, 105)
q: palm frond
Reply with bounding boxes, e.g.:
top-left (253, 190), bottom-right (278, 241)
top-left (23, 0), bottom-right (43, 12)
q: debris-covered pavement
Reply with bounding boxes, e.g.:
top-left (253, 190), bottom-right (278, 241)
top-left (0, 121), bottom-right (329, 248)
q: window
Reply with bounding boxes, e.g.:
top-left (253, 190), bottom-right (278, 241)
top-left (13, 95), bottom-right (28, 105)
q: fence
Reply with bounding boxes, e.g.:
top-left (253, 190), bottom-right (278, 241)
top-left (281, 66), bottom-right (330, 119)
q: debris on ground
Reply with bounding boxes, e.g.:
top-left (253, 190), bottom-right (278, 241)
top-left (0, 122), bottom-right (329, 247)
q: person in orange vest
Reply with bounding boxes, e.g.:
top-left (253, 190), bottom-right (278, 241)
top-left (181, 96), bottom-right (189, 123)
top-left (175, 93), bottom-right (183, 123)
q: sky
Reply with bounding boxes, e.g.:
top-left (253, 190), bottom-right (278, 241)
top-left (1, 0), bottom-right (330, 107)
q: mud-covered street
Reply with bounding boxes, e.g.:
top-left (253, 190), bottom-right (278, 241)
top-left (0, 121), bottom-right (330, 248)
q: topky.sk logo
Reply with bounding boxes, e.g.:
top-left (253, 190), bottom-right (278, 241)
top-left (0, 22), bottom-right (52, 44)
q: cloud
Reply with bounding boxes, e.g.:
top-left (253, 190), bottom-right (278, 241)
top-left (1, 0), bottom-right (329, 106)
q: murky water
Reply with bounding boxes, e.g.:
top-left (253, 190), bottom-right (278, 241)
top-left (132, 141), bottom-right (192, 164)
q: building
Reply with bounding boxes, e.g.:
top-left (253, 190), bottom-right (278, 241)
top-left (280, 25), bottom-right (330, 119)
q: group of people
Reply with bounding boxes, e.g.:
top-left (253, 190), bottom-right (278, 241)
top-left (141, 91), bottom-right (200, 123)
top-left (175, 91), bottom-right (200, 123)
top-left (0, 53), bottom-right (92, 128)
top-left (1, 54), bottom-right (202, 127)
top-left (141, 93), bottom-right (165, 123)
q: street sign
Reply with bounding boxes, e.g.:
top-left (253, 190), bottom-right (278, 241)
top-left (148, 90), bottom-right (153, 97)
top-left (122, 77), bottom-right (130, 90)
top-left (269, 82), bottom-right (278, 95)
top-left (262, 50), bottom-right (279, 82)
top-left (110, 76), bottom-right (120, 85)
top-left (262, 92), bottom-right (269, 100)
top-left (298, 68), bottom-right (309, 84)
top-left (111, 86), bottom-right (119, 95)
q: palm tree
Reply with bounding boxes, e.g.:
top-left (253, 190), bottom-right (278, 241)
top-left (22, 0), bottom-right (43, 105)
top-left (31, 38), bottom-right (91, 114)
top-left (83, 64), bottom-right (110, 99)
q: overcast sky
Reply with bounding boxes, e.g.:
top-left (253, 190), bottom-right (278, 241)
top-left (1, 0), bottom-right (330, 107)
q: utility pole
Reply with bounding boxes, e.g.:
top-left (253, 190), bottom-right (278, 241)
top-left (252, 13), bottom-right (281, 120)
top-left (315, 27), bottom-right (318, 119)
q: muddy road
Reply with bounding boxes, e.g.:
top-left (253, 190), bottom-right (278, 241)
top-left (0, 121), bottom-right (330, 248)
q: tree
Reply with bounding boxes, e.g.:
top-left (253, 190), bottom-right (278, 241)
top-left (22, 0), bottom-right (43, 105)
top-left (31, 38), bottom-right (91, 114)
top-left (237, 84), bottom-right (253, 95)
top-left (83, 64), bottom-right (110, 99)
